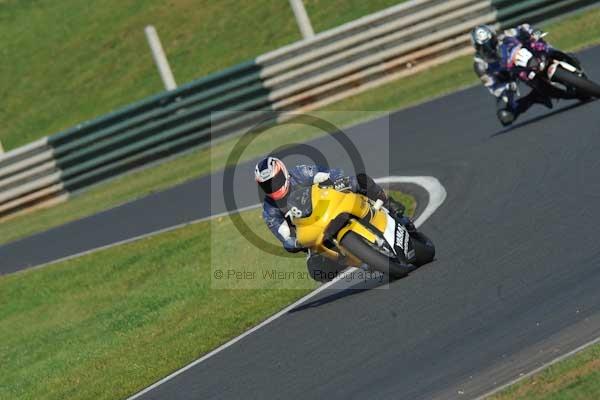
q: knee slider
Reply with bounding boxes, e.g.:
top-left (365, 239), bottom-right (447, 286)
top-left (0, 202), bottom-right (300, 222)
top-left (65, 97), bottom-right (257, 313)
top-left (497, 109), bottom-right (515, 126)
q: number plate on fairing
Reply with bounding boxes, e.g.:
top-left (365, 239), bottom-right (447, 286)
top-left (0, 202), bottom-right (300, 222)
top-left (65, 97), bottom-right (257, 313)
top-left (382, 214), bottom-right (412, 259)
top-left (394, 223), bottom-right (412, 259)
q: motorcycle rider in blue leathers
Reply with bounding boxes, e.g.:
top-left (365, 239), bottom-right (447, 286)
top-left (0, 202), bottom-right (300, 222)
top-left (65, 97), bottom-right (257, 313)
top-left (254, 156), bottom-right (423, 281)
top-left (471, 24), bottom-right (554, 126)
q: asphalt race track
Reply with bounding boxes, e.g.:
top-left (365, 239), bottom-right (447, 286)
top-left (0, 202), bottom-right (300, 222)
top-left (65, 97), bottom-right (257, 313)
top-left (4, 46), bottom-right (600, 399)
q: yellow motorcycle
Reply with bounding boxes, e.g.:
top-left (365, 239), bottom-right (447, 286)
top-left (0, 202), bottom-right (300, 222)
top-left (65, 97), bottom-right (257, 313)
top-left (285, 183), bottom-right (435, 279)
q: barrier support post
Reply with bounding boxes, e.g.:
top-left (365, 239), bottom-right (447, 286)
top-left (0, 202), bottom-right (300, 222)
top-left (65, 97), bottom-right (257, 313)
top-left (145, 25), bottom-right (177, 91)
top-left (289, 0), bottom-right (315, 40)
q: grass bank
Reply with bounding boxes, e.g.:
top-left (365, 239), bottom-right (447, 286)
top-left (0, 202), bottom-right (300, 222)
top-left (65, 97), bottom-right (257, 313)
top-left (0, 190), bottom-right (414, 400)
top-left (489, 341), bottom-right (600, 400)
top-left (1, 7), bottom-right (600, 245)
top-left (0, 0), bottom-right (403, 150)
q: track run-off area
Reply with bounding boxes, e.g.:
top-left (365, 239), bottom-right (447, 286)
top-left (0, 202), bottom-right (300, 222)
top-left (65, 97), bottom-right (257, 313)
top-left (2, 46), bottom-right (600, 399)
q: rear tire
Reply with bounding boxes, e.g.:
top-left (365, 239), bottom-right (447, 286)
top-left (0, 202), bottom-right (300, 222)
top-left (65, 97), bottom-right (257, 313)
top-left (306, 253), bottom-right (347, 283)
top-left (340, 232), bottom-right (412, 279)
top-left (553, 67), bottom-right (600, 98)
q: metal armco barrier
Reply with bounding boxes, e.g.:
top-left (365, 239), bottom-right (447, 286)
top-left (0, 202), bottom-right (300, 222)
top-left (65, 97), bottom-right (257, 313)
top-left (0, 0), bottom-right (596, 220)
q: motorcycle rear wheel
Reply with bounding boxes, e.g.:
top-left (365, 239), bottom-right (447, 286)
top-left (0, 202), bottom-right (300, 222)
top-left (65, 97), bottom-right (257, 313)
top-left (340, 232), bottom-right (412, 279)
top-left (553, 67), bottom-right (600, 98)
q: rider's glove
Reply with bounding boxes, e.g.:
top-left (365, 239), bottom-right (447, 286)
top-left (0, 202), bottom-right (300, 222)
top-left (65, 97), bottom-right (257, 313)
top-left (514, 47), bottom-right (534, 68)
top-left (283, 237), bottom-right (303, 253)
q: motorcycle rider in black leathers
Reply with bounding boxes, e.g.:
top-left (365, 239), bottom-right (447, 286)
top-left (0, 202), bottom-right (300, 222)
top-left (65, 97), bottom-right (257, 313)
top-left (254, 156), bottom-right (428, 282)
top-left (471, 24), bottom-right (554, 126)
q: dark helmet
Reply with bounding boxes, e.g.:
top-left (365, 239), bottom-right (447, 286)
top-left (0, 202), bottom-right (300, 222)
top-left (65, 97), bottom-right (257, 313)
top-left (471, 25), bottom-right (499, 62)
top-left (254, 156), bottom-right (290, 200)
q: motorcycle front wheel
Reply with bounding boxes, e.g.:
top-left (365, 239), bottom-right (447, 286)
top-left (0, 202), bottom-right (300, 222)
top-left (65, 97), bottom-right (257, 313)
top-left (553, 67), bottom-right (600, 98)
top-left (340, 232), bottom-right (412, 279)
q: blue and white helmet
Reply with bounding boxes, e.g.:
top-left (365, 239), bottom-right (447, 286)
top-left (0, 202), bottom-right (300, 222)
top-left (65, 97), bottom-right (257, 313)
top-left (471, 25), bottom-right (499, 61)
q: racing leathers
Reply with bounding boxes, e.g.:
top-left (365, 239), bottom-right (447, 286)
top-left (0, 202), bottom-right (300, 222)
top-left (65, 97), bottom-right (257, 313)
top-left (261, 165), bottom-right (414, 281)
top-left (474, 24), bottom-right (553, 126)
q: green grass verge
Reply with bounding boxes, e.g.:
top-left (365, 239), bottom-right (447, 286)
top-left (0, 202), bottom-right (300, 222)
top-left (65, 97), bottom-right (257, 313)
top-left (1, 7), bottom-right (600, 245)
top-left (489, 342), bottom-right (600, 400)
top-left (0, 0), bottom-right (403, 150)
top-left (0, 190), bottom-right (414, 400)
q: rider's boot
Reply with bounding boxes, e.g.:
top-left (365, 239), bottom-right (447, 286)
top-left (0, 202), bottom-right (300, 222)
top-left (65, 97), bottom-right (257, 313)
top-left (357, 173), bottom-right (415, 231)
top-left (397, 214), bottom-right (416, 233)
top-left (382, 194), bottom-right (416, 232)
top-left (384, 196), bottom-right (406, 217)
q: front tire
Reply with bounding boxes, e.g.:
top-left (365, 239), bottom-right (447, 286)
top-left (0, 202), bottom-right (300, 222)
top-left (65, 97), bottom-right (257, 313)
top-left (553, 67), bottom-right (600, 98)
top-left (340, 232), bottom-right (412, 279)
top-left (409, 231), bottom-right (435, 266)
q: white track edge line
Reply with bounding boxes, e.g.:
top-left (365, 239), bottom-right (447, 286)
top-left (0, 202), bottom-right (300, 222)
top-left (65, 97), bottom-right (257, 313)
top-left (473, 335), bottom-right (600, 400)
top-left (376, 176), bottom-right (447, 227)
top-left (125, 175), bottom-right (447, 400)
top-left (17, 176), bottom-right (445, 273)
top-left (16, 203), bottom-right (262, 274)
